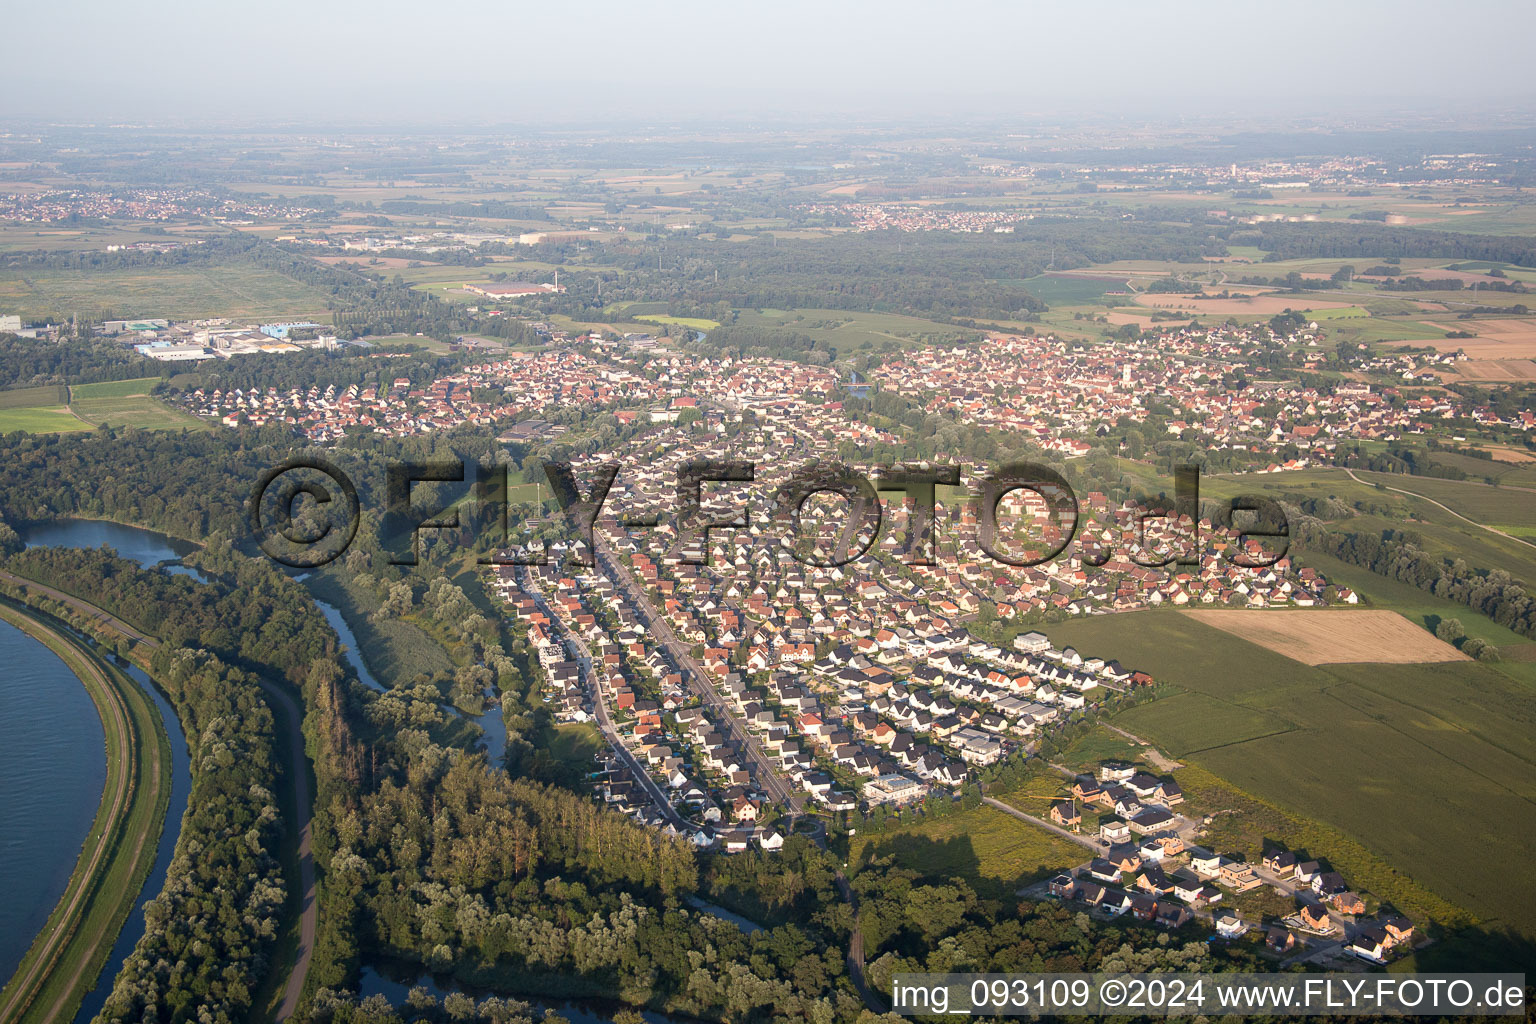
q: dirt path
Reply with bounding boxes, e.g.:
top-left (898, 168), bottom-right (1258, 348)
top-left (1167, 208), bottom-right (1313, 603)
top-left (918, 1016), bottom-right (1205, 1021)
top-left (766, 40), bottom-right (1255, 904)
top-left (1100, 723), bottom-right (1184, 770)
top-left (1343, 468), bottom-right (1536, 551)
top-left (834, 871), bottom-right (885, 1014)
top-left (256, 679), bottom-right (317, 1022)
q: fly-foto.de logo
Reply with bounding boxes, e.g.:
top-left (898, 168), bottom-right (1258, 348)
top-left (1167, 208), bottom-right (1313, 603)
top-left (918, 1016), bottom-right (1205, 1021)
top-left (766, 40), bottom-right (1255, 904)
top-left (248, 456), bottom-right (1288, 572)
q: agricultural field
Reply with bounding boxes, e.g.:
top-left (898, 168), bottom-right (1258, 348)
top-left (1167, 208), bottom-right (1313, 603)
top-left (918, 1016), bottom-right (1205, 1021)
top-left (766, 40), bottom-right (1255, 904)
top-left (1181, 608), bottom-right (1468, 665)
top-left (0, 385), bottom-right (69, 409)
top-left (1292, 549), bottom-right (1536, 656)
top-left (1451, 359), bottom-right (1536, 381)
top-left (635, 314), bottom-right (720, 330)
top-left (1346, 470), bottom-right (1536, 529)
top-left (1043, 611), bottom-right (1536, 939)
top-left (0, 378), bottom-right (206, 433)
top-left (0, 260), bottom-right (332, 321)
top-left (727, 307), bottom-right (974, 356)
top-left (0, 407), bottom-right (90, 433)
top-left (1201, 466), bottom-right (1536, 585)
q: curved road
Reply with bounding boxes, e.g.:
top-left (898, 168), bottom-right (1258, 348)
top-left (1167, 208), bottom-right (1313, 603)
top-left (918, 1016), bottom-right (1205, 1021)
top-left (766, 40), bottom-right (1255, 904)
top-left (0, 604), bottom-right (159, 1024)
top-left (0, 572), bottom-right (317, 1022)
top-left (1342, 468), bottom-right (1536, 551)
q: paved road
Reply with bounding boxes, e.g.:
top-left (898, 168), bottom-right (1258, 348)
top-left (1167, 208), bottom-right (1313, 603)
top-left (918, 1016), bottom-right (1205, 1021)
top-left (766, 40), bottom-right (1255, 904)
top-left (1342, 468), bottom-right (1536, 551)
top-left (593, 538), bottom-right (803, 812)
top-left (0, 605), bottom-right (155, 1024)
top-left (517, 567), bottom-right (689, 831)
top-left (0, 572), bottom-right (318, 1022)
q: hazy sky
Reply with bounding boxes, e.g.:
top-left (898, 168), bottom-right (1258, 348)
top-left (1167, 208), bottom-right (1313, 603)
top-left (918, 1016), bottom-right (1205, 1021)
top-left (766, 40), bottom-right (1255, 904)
top-left (5, 0), bottom-right (1534, 125)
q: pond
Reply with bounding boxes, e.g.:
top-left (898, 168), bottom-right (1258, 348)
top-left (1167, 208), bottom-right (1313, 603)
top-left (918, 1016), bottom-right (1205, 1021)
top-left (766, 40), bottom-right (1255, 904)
top-left (18, 518), bottom-right (208, 583)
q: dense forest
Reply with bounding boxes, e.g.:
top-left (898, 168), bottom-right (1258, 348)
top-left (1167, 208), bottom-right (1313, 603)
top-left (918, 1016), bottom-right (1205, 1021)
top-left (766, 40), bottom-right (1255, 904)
top-left (1239, 222), bottom-right (1536, 267)
top-left (0, 335), bottom-right (164, 388)
top-left (99, 646), bottom-right (287, 1024)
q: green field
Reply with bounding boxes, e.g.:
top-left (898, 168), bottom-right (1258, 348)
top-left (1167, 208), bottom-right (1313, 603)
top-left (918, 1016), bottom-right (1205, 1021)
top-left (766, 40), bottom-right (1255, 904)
top-left (548, 722), bottom-right (605, 772)
top-left (0, 259), bottom-right (332, 320)
top-left (1348, 470), bottom-right (1536, 529)
top-left (0, 385), bottom-right (69, 409)
top-left (69, 377), bottom-right (164, 399)
top-left (0, 407), bottom-right (91, 433)
top-left (851, 802), bottom-right (1084, 901)
top-left (636, 314), bottom-right (721, 330)
top-left (1016, 274), bottom-right (1126, 307)
top-left (0, 377), bottom-right (209, 433)
top-left (67, 379), bottom-right (210, 432)
top-left (1043, 611), bottom-right (1536, 939)
top-left (1202, 466), bottom-right (1536, 587)
top-left (729, 307), bottom-right (974, 356)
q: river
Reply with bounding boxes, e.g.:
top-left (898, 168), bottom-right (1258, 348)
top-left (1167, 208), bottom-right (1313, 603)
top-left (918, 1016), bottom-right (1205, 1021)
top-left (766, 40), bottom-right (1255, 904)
top-left (301, 577), bottom-right (508, 763)
top-left (3, 519), bottom-right (196, 1017)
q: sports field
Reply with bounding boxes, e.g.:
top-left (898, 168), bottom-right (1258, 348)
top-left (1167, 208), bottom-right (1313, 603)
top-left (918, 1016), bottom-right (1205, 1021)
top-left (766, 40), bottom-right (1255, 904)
top-left (1181, 608), bottom-right (1468, 665)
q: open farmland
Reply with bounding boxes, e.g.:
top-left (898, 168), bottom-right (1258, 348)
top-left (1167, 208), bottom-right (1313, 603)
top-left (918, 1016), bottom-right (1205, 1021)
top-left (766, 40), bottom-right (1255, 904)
top-left (1180, 608), bottom-right (1469, 665)
top-left (0, 378), bottom-right (205, 433)
top-left (1043, 611), bottom-right (1536, 939)
top-left (0, 407), bottom-right (90, 433)
top-left (1451, 359), bottom-right (1536, 381)
top-left (1131, 292), bottom-right (1357, 316)
top-left (0, 260), bottom-right (332, 320)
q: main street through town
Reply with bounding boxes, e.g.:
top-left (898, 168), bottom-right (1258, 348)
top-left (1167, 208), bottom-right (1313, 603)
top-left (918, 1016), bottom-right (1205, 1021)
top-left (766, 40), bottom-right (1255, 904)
top-left (592, 534), bottom-right (806, 816)
top-left (514, 565), bottom-right (690, 832)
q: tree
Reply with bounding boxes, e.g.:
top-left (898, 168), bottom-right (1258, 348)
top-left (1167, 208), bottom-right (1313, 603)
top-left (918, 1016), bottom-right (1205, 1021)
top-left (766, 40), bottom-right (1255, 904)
top-left (1435, 618), bottom-right (1465, 644)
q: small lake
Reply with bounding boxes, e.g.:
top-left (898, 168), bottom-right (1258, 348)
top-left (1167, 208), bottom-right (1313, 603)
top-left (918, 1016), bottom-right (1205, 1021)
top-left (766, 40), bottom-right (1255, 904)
top-left (18, 519), bottom-right (210, 584)
top-left (19, 519), bottom-right (195, 565)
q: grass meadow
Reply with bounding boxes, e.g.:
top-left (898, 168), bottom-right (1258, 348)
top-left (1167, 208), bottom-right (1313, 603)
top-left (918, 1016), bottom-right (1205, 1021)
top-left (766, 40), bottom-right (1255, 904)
top-left (0, 260), bottom-right (331, 321)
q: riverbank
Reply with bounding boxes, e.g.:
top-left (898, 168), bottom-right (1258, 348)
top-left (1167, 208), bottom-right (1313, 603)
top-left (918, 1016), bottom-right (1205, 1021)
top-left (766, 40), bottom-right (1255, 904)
top-left (0, 600), bottom-right (169, 1024)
